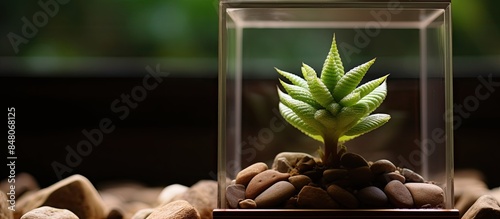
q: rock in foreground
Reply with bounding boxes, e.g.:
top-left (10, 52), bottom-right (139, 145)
top-left (16, 174), bottom-right (107, 219)
top-left (462, 195), bottom-right (500, 219)
top-left (21, 206), bottom-right (79, 219)
top-left (147, 200), bottom-right (200, 219)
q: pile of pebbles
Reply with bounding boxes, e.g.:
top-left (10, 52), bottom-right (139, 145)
top-left (226, 152), bottom-right (445, 209)
top-left (0, 174), bottom-right (217, 219)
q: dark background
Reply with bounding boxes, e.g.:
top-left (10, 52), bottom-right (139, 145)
top-left (1, 1), bottom-right (500, 189)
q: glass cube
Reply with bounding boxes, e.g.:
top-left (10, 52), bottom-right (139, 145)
top-left (217, 0), bottom-right (456, 217)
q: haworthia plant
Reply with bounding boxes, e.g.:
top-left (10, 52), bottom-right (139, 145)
top-left (276, 34), bottom-right (390, 167)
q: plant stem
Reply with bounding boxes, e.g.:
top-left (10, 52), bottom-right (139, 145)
top-left (322, 133), bottom-right (339, 168)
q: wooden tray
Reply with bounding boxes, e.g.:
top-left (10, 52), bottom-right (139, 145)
top-left (213, 209), bottom-right (460, 219)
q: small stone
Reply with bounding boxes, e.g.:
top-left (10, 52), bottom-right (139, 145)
top-left (283, 197), bottom-right (298, 209)
top-left (0, 172), bottom-right (39, 199)
top-left (462, 195), bottom-right (500, 219)
top-left (157, 184), bottom-right (189, 205)
top-left (15, 174), bottom-right (107, 219)
top-left (146, 200), bottom-right (200, 219)
top-left (245, 170), bottom-right (289, 199)
top-left (489, 187), bottom-right (500, 205)
top-left (107, 208), bottom-right (125, 219)
top-left (288, 175), bottom-right (311, 190)
top-left (384, 180), bottom-right (414, 208)
top-left (370, 159), bottom-right (397, 175)
top-left (357, 186), bottom-right (388, 208)
top-left (171, 180), bottom-right (217, 219)
top-left (99, 182), bottom-right (160, 206)
top-left (302, 170), bottom-right (322, 182)
top-left (99, 193), bottom-right (133, 219)
top-left (297, 186), bottom-right (339, 209)
top-left (323, 169), bottom-right (348, 183)
top-left (238, 199), bottom-right (257, 209)
top-left (455, 170), bottom-right (490, 216)
top-left (20, 206), bottom-right (78, 219)
top-left (131, 208), bottom-right (154, 219)
top-left (236, 162), bottom-right (268, 186)
top-left (405, 183), bottom-right (444, 208)
top-left (348, 166), bottom-right (373, 187)
top-left (123, 202), bottom-right (151, 218)
top-left (274, 158), bottom-right (293, 173)
top-left (296, 156), bottom-right (316, 172)
top-left (255, 181), bottom-right (296, 208)
top-left (401, 168), bottom-right (425, 183)
top-left (381, 172), bottom-right (406, 184)
top-left (226, 184), bottom-right (246, 209)
top-left (340, 153), bottom-right (369, 169)
top-left (330, 179), bottom-right (352, 188)
top-left (327, 184), bottom-right (359, 209)
top-left (0, 191), bottom-right (14, 219)
top-left (272, 152), bottom-right (316, 169)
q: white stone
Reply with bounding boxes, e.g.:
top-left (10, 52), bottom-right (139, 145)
top-left (157, 184), bottom-right (189, 205)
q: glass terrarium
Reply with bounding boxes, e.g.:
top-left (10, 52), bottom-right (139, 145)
top-left (216, 0), bottom-right (457, 218)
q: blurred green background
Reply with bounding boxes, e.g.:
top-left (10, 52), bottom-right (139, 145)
top-left (1, 1), bottom-right (499, 76)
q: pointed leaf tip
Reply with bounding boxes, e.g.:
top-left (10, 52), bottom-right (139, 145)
top-left (333, 58), bottom-right (376, 102)
top-left (321, 34), bottom-right (344, 92)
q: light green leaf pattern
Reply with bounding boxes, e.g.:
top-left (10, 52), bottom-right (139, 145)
top-left (276, 34), bottom-right (390, 147)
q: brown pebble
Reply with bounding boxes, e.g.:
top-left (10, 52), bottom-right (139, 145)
top-left (235, 162), bottom-right (268, 186)
top-left (288, 175), bottom-right (311, 190)
top-left (340, 153), bottom-right (369, 168)
top-left (245, 170), bottom-right (289, 199)
top-left (384, 180), bottom-right (414, 208)
top-left (462, 195), bottom-right (500, 219)
top-left (226, 184), bottom-right (246, 209)
top-left (146, 200), bottom-right (200, 219)
top-left (357, 186), bottom-right (388, 207)
top-left (370, 159), bottom-right (396, 175)
top-left (323, 169), bottom-right (348, 183)
top-left (327, 184), bottom-right (359, 209)
top-left (297, 186), bottom-right (339, 209)
top-left (348, 166), bottom-right (373, 187)
top-left (384, 172), bottom-right (406, 184)
top-left (238, 199), bottom-right (257, 209)
top-left (405, 183), bottom-right (445, 208)
top-left (401, 168), bottom-right (425, 183)
top-left (255, 181), bottom-right (296, 208)
top-left (283, 197), bottom-right (298, 209)
top-left (296, 156), bottom-right (316, 172)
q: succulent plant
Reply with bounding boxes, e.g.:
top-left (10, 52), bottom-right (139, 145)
top-left (276, 34), bottom-right (390, 168)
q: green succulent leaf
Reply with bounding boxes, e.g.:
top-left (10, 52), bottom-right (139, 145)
top-left (336, 103), bottom-right (368, 129)
top-left (279, 79), bottom-right (322, 109)
top-left (301, 63), bottom-right (335, 108)
top-left (333, 58), bottom-right (376, 102)
top-left (339, 91), bottom-right (361, 107)
top-left (353, 74), bottom-right (389, 98)
top-left (314, 109), bottom-right (337, 129)
top-left (341, 113), bottom-right (391, 141)
top-left (276, 67), bottom-right (308, 88)
top-left (357, 81), bottom-right (388, 115)
top-left (326, 102), bottom-right (341, 116)
top-left (279, 103), bottom-right (323, 142)
top-left (277, 88), bottom-right (324, 132)
top-left (321, 34), bottom-right (344, 93)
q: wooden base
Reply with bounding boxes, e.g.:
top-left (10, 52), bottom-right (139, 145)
top-left (213, 209), bottom-right (460, 219)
